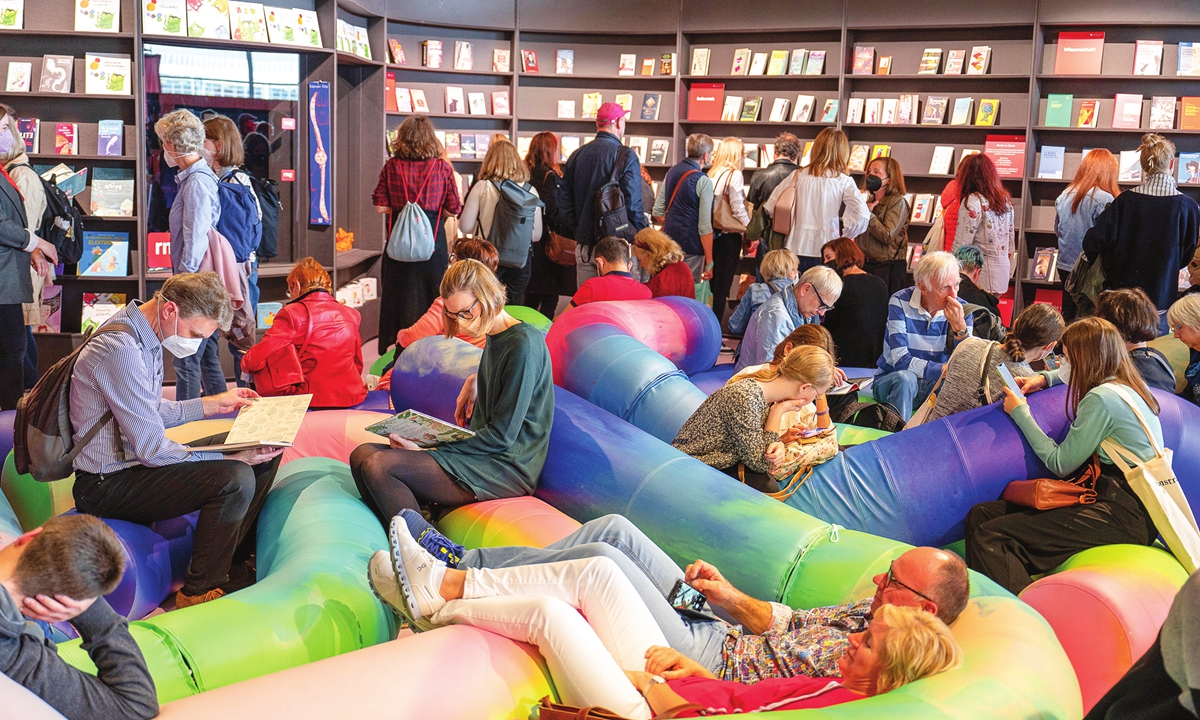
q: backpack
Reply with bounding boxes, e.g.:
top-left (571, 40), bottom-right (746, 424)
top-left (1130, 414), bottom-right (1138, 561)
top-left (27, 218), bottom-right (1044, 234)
top-left (15, 323), bottom-right (133, 482)
top-left (215, 173), bottom-right (263, 262)
top-left (239, 166), bottom-right (282, 259)
top-left (482, 180), bottom-right (544, 269)
top-left (385, 163), bottom-right (439, 262)
top-left (831, 399), bottom-right (906, 434)
top-left (594, 146), bottom-right (634, 244)
top-left (950, 303), bottom-right (1007, 351)
top-left (9, 163), bottom-right (84, 265)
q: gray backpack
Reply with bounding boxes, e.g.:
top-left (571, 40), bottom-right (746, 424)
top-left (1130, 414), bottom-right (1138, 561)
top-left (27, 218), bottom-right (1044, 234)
top-left (481, 180), bottom-right (544, 269)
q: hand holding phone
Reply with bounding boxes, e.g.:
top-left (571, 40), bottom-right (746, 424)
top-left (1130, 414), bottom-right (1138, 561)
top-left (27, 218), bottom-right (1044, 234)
top-left (996, 364), bottom-right (1025, 401)
top-left (667, 579), bottom-right (710, 619)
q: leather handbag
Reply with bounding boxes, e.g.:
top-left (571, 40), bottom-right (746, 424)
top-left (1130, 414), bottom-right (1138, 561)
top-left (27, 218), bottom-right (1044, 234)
top-left (712, 169), bottom-right (747, 234)
top-left (545, 230), bottom-right (577, 266)
top-left (252, 303), bottom-right (313, 397)
top-left (1003, 454), bottom-right (1100, 511)
top-left (771, 171), bottom-right (799, 235)
top-left (537, 696), bottom-right (702, 720)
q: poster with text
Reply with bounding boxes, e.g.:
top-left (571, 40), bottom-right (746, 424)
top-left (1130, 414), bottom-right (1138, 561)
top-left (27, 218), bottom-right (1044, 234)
top-left (308, 80), bottom-right (331, 225)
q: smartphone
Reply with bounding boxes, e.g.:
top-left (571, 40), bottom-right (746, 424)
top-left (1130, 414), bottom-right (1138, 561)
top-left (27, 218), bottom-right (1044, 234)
top-left (996, 364), bottom-right (1025, 401)
top-left (795, 427), bottom-right (826, 440)
top-left (667, 579), bottom-right (709, 619)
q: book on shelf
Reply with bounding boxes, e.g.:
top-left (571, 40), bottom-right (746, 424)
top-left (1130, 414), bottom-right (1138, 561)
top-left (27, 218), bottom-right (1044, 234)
top-left (870, 145), bottom-right (890, 160)
top-left (767, 49), bottom-right (789, 76)
top-left (641, 58), bottom-right (654, 75)
top-left (228, 2), bottom-right (267, 42)
top-left (944, 50), bottom-right (965, 75)
top-left (256, 301), bottom-right (283, 329)
top-left (819, 99), bottom-right (838, 123)
top-left (85, 53), bottom-right (131, 95)
top-left (975, 98), bottom-right (999, 126)
top-left (433, 129), bottom-right (444, 148)
top-left (737, 145), bottom-right (756, 168)
top-left (582, 92), bottom-right (602, 119)
top-left (983, 135), bottom-right (1026, 178)
top-left (384, 72), bottom-right (398, 112)
top-left (492, 49), bottom-right (510, 73)
top-left (620, 53), bottom-right (638, 76)
top-left (805, 50), bottom-right (825, 75)
top-left (491, 91), bottom-right (510, 116)
top-left (263, 7), bottom-right (320, 47)
top-left (627, 136), bottom-right (647, 163)
top-left (929, 146), bottom-right (955, 175)
top-left (516, 136), bottom-right (531, 158)
top-left (1076, 100), bottom-right (1098, 128)
top-left (347, 23), bottom-right (369, 56)
top-left (42, 164), bottom-right (86, 198)
top-left (410, 89), bottom-right (430, 113)
top-left (54, 123), bottom-right (77, 155)
top-left (1181, 97), bottom-right (1200, 131)
top-left (454, 41), bottom-right (473, 71)
top-left (16, 118), bottom-right (38, 153)
top-left (187, 0), bottom-right (228, 38)
top-left (768, 97), bottom-right (790, 122)
top-left (98, 119), bottom-right (123, 156)
top-left (932, 198), bottom-right (945, 221)
top-left (32, 285), bottom-right (61, 334)
top-left (897, 94), bottom-right (918, 125)
top-left (660, 53), bottom-right (676, 76)
top-left (90, 167), bottom-right (134, 216)
top-left (5, 62), bottom-right (30, 92)
top-left (966, 46), bottom-right (991, 75)
top-left (76, 0), bottom-right (120, 32)
top-left (444, 132), bottom-right (461, 159)
top-left (1054, 32), bottom-right (1104, 75)
top-left (557, 99), bottom-right (576, 118)
top-left (877, 56), bottom-right (892, 75)
top-left (911, 195), bottom-right (935, 223)
top-left (1133, 40), bottom-right (1164, 76)
top-left (560, 135), bottom-right (580, 160)
top-left (460, 134), bottom-right (475, 158)
top-left (791, 94), bottom-right (815, 122)
top-left (852, 46), bottom-right (875, 75)
top-left (467, 92), bottom-right (486, 116)
top-left (1032, 288), bottom-right (1062, 312)
top-left (950, 97), bottom-right (974, 126)
top-left (614, 93), bottom-right (633, 114)
top-left (918, 48), bottom-right (943, 74)
top-left (39, 55), bottom-right (73, 94)
top-left (907, 243), bottom-right (924, 270)
top-left (846, 97), bottom-right (864, 123)
top-left (648, 139), bottom-right (669, 164)
top-left (761, 144), bottom-right (775, 165)
top-left (720, 96), bottom-right (742, 122)
top-left (921, 96), bottom-right (948, 124)
top-left (730, 48), bottom-right (751, 75)
top-left (1044, 94), bottom-right (1073, 127)
top-left (1150, 96), bottom-right (1176, 130)
top-left (78, 232), bottom-right (129, 276)
top-left (1111, 93), bottom-right (1144, 129)
top-left (1037, 145), bottom-right (1065, 179)
top-left (81, 293), bottom-right (126, 333)
top-left (801, 141), bottom-right (813, 166)
top-left (556, 49), bottom-right (574, 75)
top-left (1178, 152), bottom-right (1200, 185)
top-left (789, 49), bottom-right (808, 75)
top-left (0, 0), bottom-right (23, 29)
top-left (395, 87), bottom-right (414, 113)
top-left (1031, 248), bottom-right (1059, 281)
top-left (637, 92), bottom-right (660, 120)
top-left (389, 39), bottom-right (406, 64)
top-left (423, 40), bottom-right (444, 68)
top-left (881, 98), bottom-right (897, 125)
top-left (475, 133), bottom-right (491, 156)
top-left (864, 98), bottom-right (881, 124)
top-left (740, 97), bottom-right (762, 122)
top-left (444, 86), bottom-right (465, 114)
top-left (748, 52), bottom-right (768, 76)
top-left (521, 49), bottom-right (538, 73)
top-left (1180, 43), bottom-right (1200, 76)
top-left (959, 148), bottom-right (981, 167)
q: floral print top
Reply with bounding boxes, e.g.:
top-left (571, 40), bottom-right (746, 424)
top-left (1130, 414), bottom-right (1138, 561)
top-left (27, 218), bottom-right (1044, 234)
top-left (718, 598), bottom-right (873, 683)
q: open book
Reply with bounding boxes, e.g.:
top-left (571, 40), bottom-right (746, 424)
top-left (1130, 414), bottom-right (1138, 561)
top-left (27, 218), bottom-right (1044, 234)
top-left (187, 395), bottom-right (313, 453)
top-left (365, 409), bottom-right (475, 448)
top-left (827, 377), bottom-right (873, 396)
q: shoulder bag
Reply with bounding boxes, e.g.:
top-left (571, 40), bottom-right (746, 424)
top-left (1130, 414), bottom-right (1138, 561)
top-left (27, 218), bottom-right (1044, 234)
top-left (923, 213), bottom-right (946, 254)
top-left (712, 169), bottom-right (747, 234)
top-left (1064, 252), bottom-right (1106, 317)
top-left (1003, 454), bottom-right (1100, 511)
top-left (252, 303), bottom-right (313, 397)
top-left (538, 696), bottom-right (701, 720)
top-left (772, 171), bottom-right (800, 236)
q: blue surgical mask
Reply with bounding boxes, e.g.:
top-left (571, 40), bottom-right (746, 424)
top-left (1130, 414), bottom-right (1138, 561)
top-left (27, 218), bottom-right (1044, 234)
top-left (0, 130), bottom-right (14, 156)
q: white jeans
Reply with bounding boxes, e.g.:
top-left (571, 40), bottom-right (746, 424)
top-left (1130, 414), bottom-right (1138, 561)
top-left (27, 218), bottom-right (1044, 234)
top-left (431, 557), bottom-right (667, 719)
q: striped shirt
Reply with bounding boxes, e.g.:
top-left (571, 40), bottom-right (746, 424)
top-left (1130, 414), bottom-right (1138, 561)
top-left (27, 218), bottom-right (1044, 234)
top-left (875, 286), bottom-right (974, 381)
top-left (70, 302), bottom-right (221, 475)
top-left (1131, 173), bottom-right (1181, 197)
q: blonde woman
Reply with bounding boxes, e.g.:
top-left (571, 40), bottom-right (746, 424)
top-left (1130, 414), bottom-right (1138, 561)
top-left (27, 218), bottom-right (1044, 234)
top-left (349, 259), bottom-right (554, 526)
top-left (728, 249), bottom-right (798, 334)
top-left (708, 137), bottom-right (752, 319)
top-left (632, 227), bottom-right (694, 298)
top-left (459, 139), bottom-right (544, 305)
top-left (1083, 133), bottom-right (1200, 327)
top-left (763, 128), bottom-right (870, 270)
top-left (1168, 293), bottom-right (1200, 405)
top-left (673, 345), bottom-right (834, 492)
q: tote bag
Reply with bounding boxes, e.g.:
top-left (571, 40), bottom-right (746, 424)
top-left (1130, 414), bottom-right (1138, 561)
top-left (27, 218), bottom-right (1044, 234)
top-left (923, 213), bottom-right (946, 254)
top-left (712, 169), bottom-right (747, 234)
top-left (1099, 384), bottom-right (1200, 573)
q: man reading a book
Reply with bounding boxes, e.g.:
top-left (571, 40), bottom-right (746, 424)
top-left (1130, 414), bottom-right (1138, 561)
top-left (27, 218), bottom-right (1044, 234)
top-left (68, 272), bottom-right (284, 609)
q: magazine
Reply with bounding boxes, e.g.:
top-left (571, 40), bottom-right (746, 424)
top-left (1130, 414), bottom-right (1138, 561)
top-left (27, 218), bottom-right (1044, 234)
top-left (188, 394), bottom-right (313, 452)
top-left (365, 409), bottom-right (475, 448)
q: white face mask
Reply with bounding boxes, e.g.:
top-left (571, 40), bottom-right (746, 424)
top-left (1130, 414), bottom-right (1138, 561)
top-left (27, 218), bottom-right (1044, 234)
top-left (460, 313), bottom-right (486, 338)
top-left (161, 304), bottom-right (204, 358)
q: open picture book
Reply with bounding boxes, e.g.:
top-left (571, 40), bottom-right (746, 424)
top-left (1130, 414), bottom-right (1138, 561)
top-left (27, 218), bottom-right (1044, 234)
top-left (365, 409), bottom-right (475, 448)
top-left (186, 394), bottom-right (313, 453)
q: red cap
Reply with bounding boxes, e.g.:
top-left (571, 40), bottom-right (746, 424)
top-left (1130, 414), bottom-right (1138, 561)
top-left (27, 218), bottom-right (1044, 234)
top-left (596, 102), bottom-right (629, 123)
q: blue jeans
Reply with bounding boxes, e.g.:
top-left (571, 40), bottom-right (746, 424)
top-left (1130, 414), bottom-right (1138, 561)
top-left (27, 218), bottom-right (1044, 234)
top-left (872, 369), bottom-right (937, 422)
top-left (173, 330), bottom-right (226, 401)
top-left (460, 515), bottom-right (729, 673)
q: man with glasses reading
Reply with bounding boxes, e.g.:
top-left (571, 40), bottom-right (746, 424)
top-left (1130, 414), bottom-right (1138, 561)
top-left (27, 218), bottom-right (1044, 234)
top-left (874, 251), bottom-right (975, 422)
top-left (734, 265), bottom-right (843, 372)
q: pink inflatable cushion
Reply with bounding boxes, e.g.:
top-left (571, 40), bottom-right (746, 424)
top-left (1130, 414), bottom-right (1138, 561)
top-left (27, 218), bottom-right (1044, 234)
top-left (1020, 544), bottom-right (1187, 713)
top-left (439, 497), bottom-right (582, 550)
top-left (280, 410), bottom-right (391, 465)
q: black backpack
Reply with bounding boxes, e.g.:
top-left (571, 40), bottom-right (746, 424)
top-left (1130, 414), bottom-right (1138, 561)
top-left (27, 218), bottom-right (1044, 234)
top-left (10, 163), bottom-right (84, 265)
top-left (831, 400), bottom-right (906, 434)
top-left (239, 165), bottom-right (282, 259)
top-left (594, 146), bottom-right (634, 244)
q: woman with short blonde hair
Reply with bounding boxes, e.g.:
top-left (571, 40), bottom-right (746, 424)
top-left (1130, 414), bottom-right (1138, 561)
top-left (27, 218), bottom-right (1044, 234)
top-left (632, 228), bottom-right (694, 298)
top-left (1168, 293), bottom-right (1200, 405)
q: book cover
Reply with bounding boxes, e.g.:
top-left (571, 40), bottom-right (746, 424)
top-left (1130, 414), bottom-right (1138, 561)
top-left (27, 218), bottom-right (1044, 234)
top-left (1111, 93), bottom-right (1144, 129)
top-left (882, 97), bottom-right (897, 124)
top-left (410, 89), bottom-right (429, 113)
top-left (1118, 150), bottom-right (1141, 182)
top-left (789, 49), bottom-right (807, 75)
top-left (730, 48), bottom-right (751, 75)
top-left (256, 301), bottom-right (283, 329)
top-left (846, 97), bottom-right (864, 123)
top-left (557, 99), bottom-right (575, 118)
top-left (950, 97), bottom-right (973, 126)
top-left (627, 136), bottom-right (647, 162)
top-left (648, 139), bottom-right (669, 164)
top-left (521, 49), bottom-right (537, 73)
top-left (929, 146), bottom-right (955, 175)
top-left (767, 49), bottom-right (789, 76)
top-left (228, 2), bottom-right (267, 42)
top-left (1037, 145), bottom-right (1065, 179)
top-left (1133, 40), bottom-right (1164, 76)
top-left (389, 39), bottom-right (406, 64)
top-left (847, 145), bottom-right (869, 172)
top-left (1044, 94), bottom-right (1073, 127)
top-left (555, 49), bottom-right (574, 74)
top-left (54, 123), bottom-right (77, 154)
top-left (444, 86), bottom-right (465, 114)
top-left (1150, 96), bottom-right (1176, 130)
top-left (354, 27), bottom-right (371, 59)
top-left (768, 97), bottom-right (790, 122)
top-left (620, 53), bottom-right (638, 76)
top-left (921, 96), bottom-right (948, 124)
top-left (1180, 43), bottom-right (1200, 76)
top-left (801, 141), bottom-right (813, 166)
top-left (263, 6), bottom-right (297, 45)
top-left (660, 53), bottom-right (675, 75)
top-left (1178, 152), bottom-right (1200, 184)
top-left (39, 55), bottom-right (73, 93)
top-left (642, 92), bottom-right (663, 120)
top-left (918, 48), bottom-right (943, 74)
top-left (33, 285), bottom-right (61, 333)
top-left (187, 0), bottom-right (229, 38)
top-left (516, 136), bottom-right (530, 158)
top-left (425, 40), bottom-right (443, 68)
top-left (474, 133), bottom-right (490, 156)
top-left (559, 135), bottom-right (579, 160)
top-left (44, 164), bottom-right (86, 198)
top-left (98, 119), bottom-right (123, 156)
top-left (16, 118), bottom-right (38, 153)
top-left (460, 133), bottom-right (475, 158)
top-left (76, 0), bottom-right (119, 32)
top-left (146, 231), bottom-right (171, 271)
top-left (984, 134), bottom-right (1026, 178)
top-left (365, 409), bottom-right (475, 448)
top-left (761, 144), bottom-right (774, 165)
top-left (864, 98), bottom-right (880, 124)
top-left (944, 49), bottom-right (965, 75)
top-left (740, 97), bottom-right (762, 121)
top-left (911, 195), bottom-right (933, 223)
top-left (582, 92), bottom-right (602, 119)
top-left (870, 145), bottom-right (890, 160)
top-left (81, 292), bottom-right (127, 332)
top-left (493, 48), bottom-right (510, 73)
top-left (689, 48), bottom-right (709, 76)
top-left (90, 167), bottom-right (134, 216)
top-left (293, 9), bottom-right (320, 46)
top-left (976, 98), bottom-right (999, 126)
top-left (491, 90), bottom-right (510, 116)
top-left (454, 40), bottom-right (473, 71)
top-left (877, 56), bottom-right (891, 75)
top-left (613, 93), bottom-right (633, 114)
top-left (720, 95), bottom-right (742, 122)
top-left (84, 53), bottom-right (131, 95)
top-left (1031, 248), bottom-right (1058, 280)
top-left (748, 52), bottom-right (768, 76)
top-left (144, 0), bottom-right (186, 35)
top-left (641, 58), bottom-right (654, 75)
top-left (5, 62), bottom-right (30, 92)
top-left (395, 87), bottom-right (413, 113)
top-left (467, 92), bottom-right (486, 116)
top-left (1055, 31), bottom-right (1104, 75)
top-left (1181, 97), bottom-right (1200, 131)
top-left (853, 46), bottom-right (875, 74)
top-left (384, 72), bottom-right (397, 112)
top-left (791, 94), bottom-right (814, 122)
top-left (967, 46), bottom-right (991, 75)
top-left (819, 99), bottom-right (838, 122)
top-left (897, 94), bottom-right (917, 124)
top-left (0, 0), bottom-right (23, 29)
top-left (1076, 100), bottom-right (1098, 128)
top-left (959, 148), bottom-right (981, 168)
top-left (444, 132), bottom-right (460, 158)
top-left (805, 50), bottom-right (825, 75)
top-left (79, 232), bottom-right (129, 277)
top-left (908, 244), bottom-right (924, 269)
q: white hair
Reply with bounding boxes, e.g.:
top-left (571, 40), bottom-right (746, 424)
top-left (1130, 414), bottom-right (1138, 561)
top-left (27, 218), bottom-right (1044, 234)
top-left (798, 265), bottom-right (843, 303)
top-left (154, 109), bottom-right (205, 154)
top-left (1168, 293), bottom-right (1200, 332)
top-left (914, 251), bottom-right (961, 291)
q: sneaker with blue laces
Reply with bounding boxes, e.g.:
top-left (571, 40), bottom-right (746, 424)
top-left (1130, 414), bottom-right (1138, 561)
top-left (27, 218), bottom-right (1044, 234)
top-left (399, 508), bottom-right (465, 568)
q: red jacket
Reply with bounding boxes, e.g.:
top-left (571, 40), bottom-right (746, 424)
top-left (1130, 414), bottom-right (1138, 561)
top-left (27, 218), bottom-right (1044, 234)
top-left (647, 261), bottom-right (696, 299)
top-left (241, 289), bottom-right (368, 408)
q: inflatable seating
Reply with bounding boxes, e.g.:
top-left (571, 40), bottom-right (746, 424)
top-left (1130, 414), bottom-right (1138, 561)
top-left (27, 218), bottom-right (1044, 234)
top-left (1, 451), bottom-right (75, 531)
top-left (281, 409), bottom-right (389, 465)
top-left (0, 672), bottom-right (67, 720)
top-left (505, 304), bottom-right (553, 334)
top-left (349, 389), bottom-right (392, 412)
top-left (390, 336), bottom-right (483, 426)
top-left (0, 409), bottom-right (14, 466)
top-left (369, 347), bottom-right (396, 376)
top-left (0, 485), bottom-right (21, 543)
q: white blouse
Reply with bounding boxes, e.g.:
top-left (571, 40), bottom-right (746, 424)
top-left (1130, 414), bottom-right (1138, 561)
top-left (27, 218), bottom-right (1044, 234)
top-left (712, 167), bottom-right (751, 226)
top-left (763, 169), bottom-right (870, 257)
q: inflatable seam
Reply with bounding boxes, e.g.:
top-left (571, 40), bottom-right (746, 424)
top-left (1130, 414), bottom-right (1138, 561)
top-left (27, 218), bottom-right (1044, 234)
top-left (622, 370), bottom-right (691, 422)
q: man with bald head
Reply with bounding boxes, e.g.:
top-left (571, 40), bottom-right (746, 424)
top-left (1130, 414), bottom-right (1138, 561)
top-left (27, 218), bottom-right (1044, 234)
top-left (370, 512), bottom-right (970, 683)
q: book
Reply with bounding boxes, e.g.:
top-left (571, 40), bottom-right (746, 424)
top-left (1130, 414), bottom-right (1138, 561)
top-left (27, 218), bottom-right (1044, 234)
top-left (555, 49), bottom-right (574, 74)
top-left (1055, 31), bottom-right (1104, 75)
top-left (864, 98), bottom-right (881, 124)
top-left (641, 58), bottom-right (654, 75)
top-left (349, 24), bottom-right (370, 56)
top-left (877, 56), bottom-right (891, 75)
top-left (804, 50), bottom-right (825, 75)
top-left (444, 86), bottom-right (465, 114)
top-left (520, 49), bottom-right (537, 73)
top-left (443, 132), bottom-right (460, 158)
top-left (33, 285), bottom-right (61, 333)
top-left (918, 48), bottom-right (943, 74)
top-left (911, 195), bottom-right (934, 223)
top-left (642, 93), bottom-right (663, 120)
top-left (1037, 145), bottom-right (1065, 179)
top-left (388, 39), bottom-right (405, 64)
top-left (720, 95), bottom-right (742, 122)
top-left (882, 97), bottom-right (897, 124)
top-left (559, 136), bottom-right (579, 160)
top-left (929, 146), bottom-right (955, 174)
top-left (897, 94), bottom-right (918, 124)
top-left (1112, 93), bottom-right (1144, 129)
top-left (853, 46), bottom-right (875, 74)
top-left (263, 7), bottom-right (297, 45)
top-left (614, 93), bottom-right (633, 114)
top-left (410, 89), bottom-right (429, 113)
top-left (627, 136), bottom-right (647, 162)
top-left (660, 53), bottom-right (676, 76)
top-left (192, 395), bottom-right (314, 452)
top-left (1044, 94), bottom-right (1073, 127)
top-left (959, 148), bottom-right (981, 167)
top-left (384, 72), bottom-right (397, 112)
top-left (365, 409), bottom-right (475, 448)
top-left (740, 97), bottom-right (762, 122)
top-left (649, 139), bottom-right (669, 164)
top-left (582, 92), bottom-right (602, 119)
top-left (1150, 96), bottom-right (1176, 130)
top-left (84, 53), bottom-right (131, 95)
top-left (847, 145), bottom-right (869, 171)
top-left (1133, 40), bottom-right (1164, 76)
top-left (454, 41), bottom-right (473, 71)
top-left (789, 49), bottom-right (808, 75)
top-left (90, 167), bottom-right (134, 216)
top-left (870, 145), bottom-right (890, 160)
top-left (1031, 248), bottom-right (1058, 281)
top-left (1181, 97), bottom-right (1200, 131)
top-left (619, 53), bottom-right (638, 76)
top-left (228, 2), bottom-right (266, 42)
top-left (944, 50), bottom-right (966, 75)
top-left (768, 97), bottom-right (790, 122)
top-left (98, 119), bottom-right (123, 156)
top-left (557, 99), bottom-right (576, 118)
top-left (516, 136), bottom-right (531, 158)
top-left (1076, 100), bottom-right (1099, 128)
top-left (76, 0), bottom-right (119, 32)
top-left (460, 133), bottom-right (475, 158)
top-left (81, 292), bottom-right (126, 333)
top-left (467, 92), bottom-right (486, 115)
top-left (16, 118), bottom-right (38, 153)
top-left (256, 301), bottom-right (283, 329)
top-left (493, 48), bottom-right (510, 73)
top-left (766, 49), bottom-right (789, 76)
top-left (1180, 43), bottom-right (1200, 76)
top-left (424, 40), bottom-right (443, 68)
top-left (186, 0), bottom-right (229, 38)
top-left (819, 99), bottom-right (838, 123)
top-left (1178, 152), bottom-right (1200, 184)
top-left (846, 97), bottom-right (864, 123)
top-left (748, 52), bottom-right (768, 76)
top-left (950, 97), bottom-right (973, 126)
top-left (976, 98), bottom-right (999, 126)
top-left (394, 87), bottom-right (413, 113)
top-left (474, 133), bottom-right (490, 156)
top-left (983, 135), bottom-right (1026, 178)
top-left (5, 62), bottom-right (31, 92)
top-left (0, 0), bottom-right (23, 29)
top-left (39, 56), bottom-right (74, 95)
top-left (79, 232), bottom-right (129, 276)
top-left (791, 94), bottom-right (815, 123)
top-left (908, 244), bottom-right (924, 270)
top-left (921, 96), bottom-right (948, 124)
top-left (801, 141), bottom-right (813, 166)
top-left (54, 123), bottom-right (77, 154)
top-left (967, 46), bottom-right (991, 75)
top-left (688, 48), bottom-right (710, 76)
top-left (292, 9), bottom-right (320, 47)
top-left (491, 90), bottom-right (510, 116)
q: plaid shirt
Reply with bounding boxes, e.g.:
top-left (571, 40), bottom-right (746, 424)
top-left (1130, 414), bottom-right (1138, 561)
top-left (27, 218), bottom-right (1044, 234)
top-left (719, 598), bottom-right (873, 684)
top-left (372, 157), bottom-right (462, 216)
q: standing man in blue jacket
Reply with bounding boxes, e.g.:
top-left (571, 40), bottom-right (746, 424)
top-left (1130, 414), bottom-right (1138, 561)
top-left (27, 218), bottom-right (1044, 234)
top-left (653, 133), bottom-right (715, 284)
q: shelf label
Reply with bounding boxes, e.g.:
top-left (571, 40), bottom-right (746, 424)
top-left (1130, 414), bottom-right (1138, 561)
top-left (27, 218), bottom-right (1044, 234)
top-left (281, 117), bottom-right (296, 131)
top-left (281, 169), bottom-right (295, 182)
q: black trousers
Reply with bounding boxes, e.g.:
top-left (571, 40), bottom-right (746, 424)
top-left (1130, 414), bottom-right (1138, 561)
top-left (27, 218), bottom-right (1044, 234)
top-left (964, 466), bottom-right (1157, 595)
top-left (710, 232), bottom-right (743, 327)
top-left (1085, 634), bottom-right (1196, 720)
top-left (495, 249), bottom-right (534, 307)
top-left (863, 259), bottom-right (909, 297)
top-left (349, 444), bottom-right (477, 526)
top-left (73, 433), bottom-right (281, 596)
top-left (0, 304), bottom-right (27, 411)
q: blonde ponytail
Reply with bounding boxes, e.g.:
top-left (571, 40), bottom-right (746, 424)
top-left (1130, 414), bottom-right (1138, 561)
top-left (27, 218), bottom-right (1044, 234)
top-left (1139, 133), bottom-right (1175, 176)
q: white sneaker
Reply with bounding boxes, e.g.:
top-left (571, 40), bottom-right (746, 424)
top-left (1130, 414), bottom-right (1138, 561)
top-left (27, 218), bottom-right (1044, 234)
top-left (368, 550), bottom-right (437, 632)
top-left (389, 514), bottom-right (447, 622)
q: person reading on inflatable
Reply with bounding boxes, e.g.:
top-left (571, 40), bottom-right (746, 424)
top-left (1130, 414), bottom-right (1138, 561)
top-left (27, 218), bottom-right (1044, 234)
top-left (0, 515), bottom-right (158, 720)
top-left (350, 259), bottom-right (554, 526)
top-left (371, 517), bottom-right (961, 719)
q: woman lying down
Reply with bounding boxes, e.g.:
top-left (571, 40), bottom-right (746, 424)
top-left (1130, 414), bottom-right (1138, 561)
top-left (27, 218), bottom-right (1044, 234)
top-left (370, 520), bottom-right (962, 718)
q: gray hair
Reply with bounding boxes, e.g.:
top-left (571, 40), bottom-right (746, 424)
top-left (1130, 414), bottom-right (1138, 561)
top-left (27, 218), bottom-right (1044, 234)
top-left (0, 103), bottom-right (22, 164)
top-left (1168, 293), bottom-right (1200, 333)
top-left (798, 265), bottom-right (843, 304)
top-left (914, 251), bottom-right (961, 291)
top-left (156, 272), bottom-right (233, 331)
top-left (154, 109), bottom-right (205, 155)
top-left (686, 133), bottom-right (714, 160)
top-left (953, 245), bottom-right (984, 274)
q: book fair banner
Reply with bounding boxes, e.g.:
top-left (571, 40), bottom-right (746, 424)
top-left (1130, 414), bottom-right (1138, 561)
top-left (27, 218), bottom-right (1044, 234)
top-left (308, 80), bottom-right (331, 226)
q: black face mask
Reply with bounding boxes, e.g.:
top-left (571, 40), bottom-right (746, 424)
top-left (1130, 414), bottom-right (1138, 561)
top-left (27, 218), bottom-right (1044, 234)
top-left (824, 260), bottom-right (840, 272)
top-left (864, 174), bottom-right (884, 192)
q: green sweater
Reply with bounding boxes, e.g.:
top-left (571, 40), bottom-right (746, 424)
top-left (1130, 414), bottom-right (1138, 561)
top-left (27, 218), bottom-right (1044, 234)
top-left (432, 321), bottom-right (554, 500)
top-left (1011, 383), bottom-right (1163, 477)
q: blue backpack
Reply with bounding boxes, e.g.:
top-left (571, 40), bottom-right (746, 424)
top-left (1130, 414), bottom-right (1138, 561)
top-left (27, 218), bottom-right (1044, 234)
top-left (215, 172), bottom-right (263, 262)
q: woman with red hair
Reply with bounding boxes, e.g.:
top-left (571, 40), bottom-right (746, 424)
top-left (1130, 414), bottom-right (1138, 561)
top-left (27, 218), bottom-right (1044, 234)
top-left (952, 154), bottom-right (1014, 295)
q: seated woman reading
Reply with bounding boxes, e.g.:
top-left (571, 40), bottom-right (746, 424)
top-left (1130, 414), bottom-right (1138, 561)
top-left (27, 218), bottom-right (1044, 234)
top-left (350, 259), bottom-right (554, 524)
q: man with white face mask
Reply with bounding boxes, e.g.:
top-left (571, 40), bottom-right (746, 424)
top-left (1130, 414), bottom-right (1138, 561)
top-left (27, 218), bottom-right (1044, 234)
top-left (68, 272), bottom-right (284, 609)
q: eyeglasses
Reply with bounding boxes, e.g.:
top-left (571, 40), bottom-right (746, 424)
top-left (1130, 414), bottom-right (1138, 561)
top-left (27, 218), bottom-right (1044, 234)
top-left (443, 298), bottom-right (480, 321)
top-left (883, 562), bottom-right (935, 604)
top-left (812, 285), bottom-right (833, 312)
top-left (1171, 324), bottom-right (1185, 334)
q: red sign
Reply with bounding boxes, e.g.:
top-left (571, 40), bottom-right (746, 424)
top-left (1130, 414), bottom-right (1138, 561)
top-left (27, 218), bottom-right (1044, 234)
top-left (984, 135), bottom-right (1026, 179)
top-left (281, 117), bottom-right (296, 131)
top-left (280, 169), bottom-right (295, 182)
top-left (146, 232), bottom-right (171, 272)
top-left (687, 83), bottom-right (725, 122)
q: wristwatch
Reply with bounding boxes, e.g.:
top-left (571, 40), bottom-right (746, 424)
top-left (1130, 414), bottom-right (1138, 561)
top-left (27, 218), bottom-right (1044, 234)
top-left (647, 675), bottom-right (667, 687)
top-left (952, 327), bottom-right (968, 339)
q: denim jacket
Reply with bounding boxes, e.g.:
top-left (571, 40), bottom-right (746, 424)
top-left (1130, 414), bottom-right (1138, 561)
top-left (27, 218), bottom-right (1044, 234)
top-left (728, 277), bottom-right (793, 335)
top-left (1055, 188), bottom-right (1113, 272)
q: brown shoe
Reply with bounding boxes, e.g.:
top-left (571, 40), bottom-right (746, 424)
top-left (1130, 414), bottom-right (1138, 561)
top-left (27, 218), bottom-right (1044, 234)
top-left (175, 588), bottom-right (225, 609)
